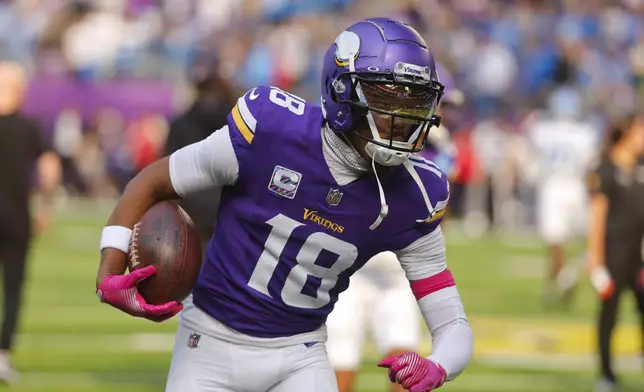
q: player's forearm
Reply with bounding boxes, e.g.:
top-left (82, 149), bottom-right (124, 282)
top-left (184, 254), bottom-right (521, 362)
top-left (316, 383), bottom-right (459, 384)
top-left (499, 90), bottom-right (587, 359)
top-left (418, 289), bottom-right (474, 380)
top-left (107, 157), bottom-right (178, 228)
top-left (588, 223), bottom-right (606, 270)
top-left (97, 248), bottom-right (129, 286)
top-left (429, 320), bottom-right (473, 379)
top-left (97, 157), bottom-right (178, 285)
top-left (587, 195), bottom-right (608, 270)
top-left (396, 228), bottom-right (473, 380)
top-left (411, 276), bottom-right (473, 380)
top-left (37, 152), bottom-right (62, 203)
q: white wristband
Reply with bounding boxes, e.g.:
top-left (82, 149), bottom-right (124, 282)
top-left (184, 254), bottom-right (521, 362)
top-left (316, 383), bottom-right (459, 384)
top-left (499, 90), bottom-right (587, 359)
top-left (99, 226), bottom-right (133, 254)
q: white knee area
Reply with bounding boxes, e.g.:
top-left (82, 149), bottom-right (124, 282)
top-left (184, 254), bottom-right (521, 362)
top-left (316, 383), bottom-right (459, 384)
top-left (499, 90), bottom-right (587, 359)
top-left (537, 179), bottom-right (587, 244)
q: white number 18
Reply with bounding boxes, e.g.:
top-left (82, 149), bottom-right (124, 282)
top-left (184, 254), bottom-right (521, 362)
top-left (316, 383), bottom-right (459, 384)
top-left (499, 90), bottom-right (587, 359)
top-left (247, 214), bottom-right (358, 309)
top-left (268, 87), bottom-right (306, 116)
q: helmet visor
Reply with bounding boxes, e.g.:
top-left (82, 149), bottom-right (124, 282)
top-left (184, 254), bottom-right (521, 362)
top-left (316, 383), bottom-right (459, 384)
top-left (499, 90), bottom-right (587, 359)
top-left (360, 80), bottom-right (440, 150)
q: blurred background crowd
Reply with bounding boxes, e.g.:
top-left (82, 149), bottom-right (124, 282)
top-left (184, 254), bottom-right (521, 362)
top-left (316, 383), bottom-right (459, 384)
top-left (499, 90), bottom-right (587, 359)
top-left (2, 0), bottom-right (644, 232)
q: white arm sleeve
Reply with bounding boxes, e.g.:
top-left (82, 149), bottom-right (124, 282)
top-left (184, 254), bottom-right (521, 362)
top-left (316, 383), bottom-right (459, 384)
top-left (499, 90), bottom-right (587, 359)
top-left (395, 226), bottom-right (447, 281)
top-left (394, 227), bottom-right (474, 381)
top-left (421, 287), bottom-right (473, 381)
top-left (169, 125), bottom-right (239, 197)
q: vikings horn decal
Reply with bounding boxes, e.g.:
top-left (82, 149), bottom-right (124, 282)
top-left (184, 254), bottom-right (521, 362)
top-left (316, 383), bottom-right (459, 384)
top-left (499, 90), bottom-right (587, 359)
top-left (334, 31), bottom-right (361, 67)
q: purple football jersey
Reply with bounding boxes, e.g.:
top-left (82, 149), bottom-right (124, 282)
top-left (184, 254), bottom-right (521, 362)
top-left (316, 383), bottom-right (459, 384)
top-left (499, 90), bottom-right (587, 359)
top-left (192, 85), bottom-right (449, 338)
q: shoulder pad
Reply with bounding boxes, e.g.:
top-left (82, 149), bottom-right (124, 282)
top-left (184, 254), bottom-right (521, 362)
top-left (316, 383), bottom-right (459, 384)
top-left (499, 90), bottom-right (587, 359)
top-left (229, 85), bottom-right (272, 144)
top-left (229, 85), bottom-right (311, 144)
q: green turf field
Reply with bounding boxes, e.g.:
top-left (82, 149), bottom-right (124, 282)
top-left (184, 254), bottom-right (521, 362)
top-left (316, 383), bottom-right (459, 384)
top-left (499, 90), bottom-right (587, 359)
top-left (7, 200), bottom-right (644, 391)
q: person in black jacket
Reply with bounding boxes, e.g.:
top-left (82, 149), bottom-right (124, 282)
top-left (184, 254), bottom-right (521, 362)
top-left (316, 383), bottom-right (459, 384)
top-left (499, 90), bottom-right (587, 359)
top-left (163, 53), bottom-right (237, 244)
top-left (0, 61), bottom-right (61, 384)
top-left (587, 114), bottom-right (644, 392)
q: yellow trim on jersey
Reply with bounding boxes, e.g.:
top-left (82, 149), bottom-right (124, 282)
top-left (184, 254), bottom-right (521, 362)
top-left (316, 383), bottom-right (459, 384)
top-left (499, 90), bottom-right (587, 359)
top-left (231, 104), bottom-right (254, 143)
top-left (424, 208), bottom-right (446, 223)
top-left (237, 95), bottom-right (257, 131)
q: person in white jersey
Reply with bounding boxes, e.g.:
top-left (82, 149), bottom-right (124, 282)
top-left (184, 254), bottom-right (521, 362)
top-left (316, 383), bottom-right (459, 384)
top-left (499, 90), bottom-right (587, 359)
top-left (525, 86), bottom-right (600, 303)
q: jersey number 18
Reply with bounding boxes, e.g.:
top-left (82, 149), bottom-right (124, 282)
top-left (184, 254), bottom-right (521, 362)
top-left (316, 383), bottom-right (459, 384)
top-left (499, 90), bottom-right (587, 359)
top-left (247, 214), bottom-right (357, 309)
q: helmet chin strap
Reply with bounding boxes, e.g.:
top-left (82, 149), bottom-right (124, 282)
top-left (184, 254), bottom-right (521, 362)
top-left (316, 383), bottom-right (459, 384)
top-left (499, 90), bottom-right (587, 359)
top-left (364, 143), bottom-right (410, 166)
top-left (368, 153), bottom-right (389, 230)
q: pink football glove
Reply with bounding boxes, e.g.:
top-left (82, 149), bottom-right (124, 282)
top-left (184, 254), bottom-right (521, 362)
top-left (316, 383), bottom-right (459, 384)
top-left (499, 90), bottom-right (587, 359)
top-left (378, 352), bottom-right (447, 392)
top-left (96, 265), bottom-right (183, 322)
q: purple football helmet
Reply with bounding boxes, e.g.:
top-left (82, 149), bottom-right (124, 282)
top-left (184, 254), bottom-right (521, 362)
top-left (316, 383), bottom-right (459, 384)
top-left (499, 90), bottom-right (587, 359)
top-left (321, 18), bottom-right (444, 166)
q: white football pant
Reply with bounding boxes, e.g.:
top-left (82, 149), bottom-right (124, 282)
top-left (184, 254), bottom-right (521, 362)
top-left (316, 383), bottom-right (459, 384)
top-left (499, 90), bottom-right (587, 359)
top-left (326, 251), bottom-right (421, 370)
top-left (537, 177), bottom-right (588, 244)
top-left (165, 301), bottom-right (338, 392)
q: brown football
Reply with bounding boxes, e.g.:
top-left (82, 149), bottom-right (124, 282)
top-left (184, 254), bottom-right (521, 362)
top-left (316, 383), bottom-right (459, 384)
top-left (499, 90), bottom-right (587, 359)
top-left (128, 201), bottom-right (202, 305)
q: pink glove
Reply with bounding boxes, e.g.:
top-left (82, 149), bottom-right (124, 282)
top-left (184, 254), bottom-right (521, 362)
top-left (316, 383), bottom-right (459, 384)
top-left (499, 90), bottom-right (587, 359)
top-left (378, 352), bottom-right (447, 392)
top-left (96, 265), bottom-right (183, 322)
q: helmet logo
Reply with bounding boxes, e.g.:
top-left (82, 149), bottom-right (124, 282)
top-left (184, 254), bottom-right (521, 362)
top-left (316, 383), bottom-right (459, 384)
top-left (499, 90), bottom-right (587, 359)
top-left (334, 31), bottom-right (361, 67)
top-left (394, 62), bottom-right (431, 83)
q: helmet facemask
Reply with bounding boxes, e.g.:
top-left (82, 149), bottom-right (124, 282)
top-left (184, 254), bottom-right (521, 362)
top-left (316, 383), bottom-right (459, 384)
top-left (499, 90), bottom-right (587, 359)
top-left (332, 63), bottom-right (443, 166)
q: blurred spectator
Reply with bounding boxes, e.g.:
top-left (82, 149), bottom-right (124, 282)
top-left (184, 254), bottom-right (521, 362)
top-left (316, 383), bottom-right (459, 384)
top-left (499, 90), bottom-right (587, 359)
top-left (52, 106), bottom-right (86, 194)
top-left (0, 61), bottom-right (61, 384)
top-left (586, 114), bottom-right (644, 392)
top-left (163, 52), bottom-right (237, 244)
top-left (94, 107), bottom-right (131, 194)
top-left (465, 34), bottom-right (518, 117)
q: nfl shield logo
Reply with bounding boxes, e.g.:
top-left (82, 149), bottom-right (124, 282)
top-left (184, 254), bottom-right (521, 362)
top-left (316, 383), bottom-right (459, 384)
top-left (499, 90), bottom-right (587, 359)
top-left (187, 333), bottom-right (201, 349)
top-left (326, 188), bottom-right (343, 206)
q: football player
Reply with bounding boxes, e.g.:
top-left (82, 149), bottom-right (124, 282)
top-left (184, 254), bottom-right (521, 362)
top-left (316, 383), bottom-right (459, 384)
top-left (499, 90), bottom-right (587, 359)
top-left (95, 18), bottom-right (473, 392)
top-left (524, 87), bottom-right (600, 303)
top-left (325, 71), bottom-right (463, 392)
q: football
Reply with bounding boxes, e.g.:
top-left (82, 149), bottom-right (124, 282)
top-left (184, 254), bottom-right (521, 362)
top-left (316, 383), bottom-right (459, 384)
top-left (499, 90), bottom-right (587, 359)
top-left (128, 201), bottom-right (202, 305)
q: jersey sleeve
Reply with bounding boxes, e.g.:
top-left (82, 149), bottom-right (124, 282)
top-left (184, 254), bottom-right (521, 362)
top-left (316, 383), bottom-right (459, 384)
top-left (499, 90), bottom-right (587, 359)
top-left (587, 159), bottom-right (614, 196)
top-left (226, 85), bottom-right (272, 168)
top-left (387, 156), bottom-right (450, 252)
top-left (395, 226), bottom-right (447, 281)
top-left (169, 125), bottom-right (239, 197)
